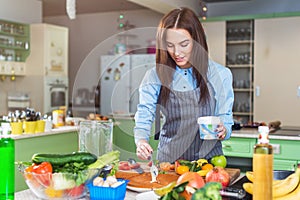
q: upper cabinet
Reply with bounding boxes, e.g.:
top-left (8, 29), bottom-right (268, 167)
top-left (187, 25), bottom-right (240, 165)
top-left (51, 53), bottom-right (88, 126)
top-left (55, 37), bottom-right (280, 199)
top-left (226, 20), bottom-right (254, 124)
top-left (254, 16), bottom-right (300, 126)
top-left (204, 17), bottom-right (300, 126)
top-left (26, 23), bottom-right (68, 77)
top-left (0, 19), bottom-right (30, 62)
top-left (0, 19), bottom-right (30, 76)
top-left (204, 20), bottom-right (254, 124)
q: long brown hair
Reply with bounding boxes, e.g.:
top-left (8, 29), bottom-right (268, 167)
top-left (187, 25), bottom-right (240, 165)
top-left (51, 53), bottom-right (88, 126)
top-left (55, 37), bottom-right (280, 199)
top-left (156, 7), bottom-right (210, 106)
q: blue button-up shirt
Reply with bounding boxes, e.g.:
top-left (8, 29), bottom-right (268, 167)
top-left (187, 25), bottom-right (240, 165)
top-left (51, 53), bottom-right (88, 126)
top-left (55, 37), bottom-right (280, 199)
top-left (134, 60), bottom-right (234, 143)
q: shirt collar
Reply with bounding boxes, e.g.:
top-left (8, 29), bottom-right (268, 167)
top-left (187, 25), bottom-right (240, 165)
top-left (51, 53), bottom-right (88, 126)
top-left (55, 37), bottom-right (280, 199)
top-left (175, 66), bottom-right (193, 74)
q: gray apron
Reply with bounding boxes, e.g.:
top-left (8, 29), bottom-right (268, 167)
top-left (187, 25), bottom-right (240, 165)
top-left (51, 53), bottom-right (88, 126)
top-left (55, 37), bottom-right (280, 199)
top-left (156, 83), bottom-right (223, 163)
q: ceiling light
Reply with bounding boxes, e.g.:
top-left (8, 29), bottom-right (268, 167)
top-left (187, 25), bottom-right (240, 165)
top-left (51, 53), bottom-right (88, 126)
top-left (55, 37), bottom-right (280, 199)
top-left (66, 0), bottom-right (76, 20)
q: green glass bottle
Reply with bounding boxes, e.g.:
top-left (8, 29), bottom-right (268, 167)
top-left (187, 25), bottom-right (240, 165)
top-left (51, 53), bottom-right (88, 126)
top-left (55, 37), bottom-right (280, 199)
top-left (0, 125), bottom-right (15, 200)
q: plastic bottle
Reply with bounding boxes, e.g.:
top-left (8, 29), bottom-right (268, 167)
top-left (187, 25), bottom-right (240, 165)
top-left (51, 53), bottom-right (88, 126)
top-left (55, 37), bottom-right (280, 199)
top-left (253, 126), bottom-right (273, 200)
top-left (0, 124), bottom-right (15, 200)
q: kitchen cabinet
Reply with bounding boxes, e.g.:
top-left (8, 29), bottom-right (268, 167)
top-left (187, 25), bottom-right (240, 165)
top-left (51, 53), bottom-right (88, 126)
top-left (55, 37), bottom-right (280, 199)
top-left (270, 138), bottom-right (300, 171)
top-left (222, 137), bottom-right (256, 158)
top-left (225, 130), bottom-right (300, 171)
top-left (226, 20), bottom-right (254, 124)
top-left (254, 16), bottom-right (300, 126)
top-left (25, 23), bottom-right (68, 77)
top-left (25, 23), bottom-right (69, 113)
top-left (204, 20), bottom-right (255, 124)
top-left (0, 61), bottom-right (25, 76)
top-left (0, 19), bottom-right (30, 76)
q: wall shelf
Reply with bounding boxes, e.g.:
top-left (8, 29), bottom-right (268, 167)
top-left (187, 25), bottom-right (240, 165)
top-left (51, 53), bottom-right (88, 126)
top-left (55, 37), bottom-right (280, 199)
top-left (226, 19), bottom-right (254, 124)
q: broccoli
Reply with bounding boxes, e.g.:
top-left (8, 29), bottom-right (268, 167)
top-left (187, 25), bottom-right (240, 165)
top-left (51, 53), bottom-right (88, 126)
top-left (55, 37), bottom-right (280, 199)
top-left (191, 188), bottom-right (207, 200)
top-left (205, 182), bottom-right (222, 191)
top-left (192, 182), bottom-right (222, 200)
top-left (205, 187), bottom-right (222, 200)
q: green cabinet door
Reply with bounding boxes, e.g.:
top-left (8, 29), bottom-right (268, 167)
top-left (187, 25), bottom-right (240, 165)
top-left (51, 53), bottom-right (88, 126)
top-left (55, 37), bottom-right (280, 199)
top-left (222, 137), bottom-right (256, 158)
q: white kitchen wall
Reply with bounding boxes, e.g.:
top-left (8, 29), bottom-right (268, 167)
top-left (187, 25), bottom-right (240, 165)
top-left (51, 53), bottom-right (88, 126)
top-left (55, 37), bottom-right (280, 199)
top-left (43, 9), bottom-right (163, 106)
top-left (0, 0), bottom-right (42, 23)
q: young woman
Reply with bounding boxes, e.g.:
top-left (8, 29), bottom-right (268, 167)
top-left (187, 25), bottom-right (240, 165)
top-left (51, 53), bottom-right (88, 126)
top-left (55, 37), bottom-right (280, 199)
top-left (134, 7), bottom-right (234, 163)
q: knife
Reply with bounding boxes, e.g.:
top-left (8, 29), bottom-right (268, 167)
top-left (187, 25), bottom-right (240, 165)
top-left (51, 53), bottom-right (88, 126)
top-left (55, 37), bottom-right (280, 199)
top-left (128, 158), bottom-right (144, 174)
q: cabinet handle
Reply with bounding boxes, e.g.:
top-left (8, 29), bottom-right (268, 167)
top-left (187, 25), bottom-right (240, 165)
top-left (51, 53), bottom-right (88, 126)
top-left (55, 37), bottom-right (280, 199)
top-left (255, 86), bottom-right (260, 96)
top-left (297, 86), bottom-right (300, 97)
top-left (222, 145), bottom-right (231, 148)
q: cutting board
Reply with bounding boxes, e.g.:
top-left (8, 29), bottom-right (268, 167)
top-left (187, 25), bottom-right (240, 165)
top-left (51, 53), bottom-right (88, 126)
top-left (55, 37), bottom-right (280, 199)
top-left (118, 161), bottom-right (241, 185)
top-left (225, 168), bottom-right (241, 185)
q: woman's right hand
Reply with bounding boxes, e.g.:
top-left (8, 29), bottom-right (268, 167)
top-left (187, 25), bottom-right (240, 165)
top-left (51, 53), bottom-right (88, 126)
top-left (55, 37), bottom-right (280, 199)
top-left (136, 139), bottom-right (153, 160)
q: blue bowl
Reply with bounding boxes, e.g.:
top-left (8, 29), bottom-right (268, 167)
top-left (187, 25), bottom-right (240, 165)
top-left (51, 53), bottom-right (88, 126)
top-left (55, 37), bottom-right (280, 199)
top-left (87, 179), bottom-right (128, 200)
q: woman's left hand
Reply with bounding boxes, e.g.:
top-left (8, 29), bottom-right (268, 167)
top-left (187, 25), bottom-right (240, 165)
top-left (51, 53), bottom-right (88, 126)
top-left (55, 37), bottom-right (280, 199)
top-left (216, 123), bottom-right (227, 140)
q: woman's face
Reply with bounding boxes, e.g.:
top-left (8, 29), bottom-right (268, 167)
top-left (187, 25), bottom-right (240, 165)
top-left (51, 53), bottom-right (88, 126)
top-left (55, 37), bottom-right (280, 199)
top-left (165, 28), bottom-right (193, 69)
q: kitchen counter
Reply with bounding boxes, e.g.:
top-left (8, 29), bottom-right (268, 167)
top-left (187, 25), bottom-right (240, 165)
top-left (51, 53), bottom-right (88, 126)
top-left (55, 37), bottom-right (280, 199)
top-left (232, 128), bottom-right (300, 140)
top-left (10, 126), bottom-right (79, 140)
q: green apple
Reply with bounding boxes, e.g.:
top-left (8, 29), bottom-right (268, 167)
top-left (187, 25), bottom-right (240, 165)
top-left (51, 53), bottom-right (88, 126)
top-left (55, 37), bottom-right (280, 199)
top-left (211, 155), bottom-right (227, 168)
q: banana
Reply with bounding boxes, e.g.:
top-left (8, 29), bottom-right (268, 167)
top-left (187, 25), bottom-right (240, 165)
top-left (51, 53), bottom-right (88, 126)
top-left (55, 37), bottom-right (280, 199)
top-left (246, 171), bottom-right (254, 182)
top-left (246, 170), bottom-right (297, 187)
top-left (243, 168), bottom-right (300, 199)
top-left (154, 181), bottom-right (176, 196)
top-left (197, 169), bottom-right (211, 177)
top-left (243, 182), bottom-right (253, 195)
top-left (273, 168), bottom-right (300, 200)
top-left (273, 171), bottom-right (300, 198)
top-left (197, 158), bottom-right (208, 167)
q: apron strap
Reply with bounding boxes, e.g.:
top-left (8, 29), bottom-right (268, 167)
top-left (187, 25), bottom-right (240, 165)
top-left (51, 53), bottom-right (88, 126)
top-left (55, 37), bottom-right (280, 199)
top-left (154, 87), bottom-right (162, 140)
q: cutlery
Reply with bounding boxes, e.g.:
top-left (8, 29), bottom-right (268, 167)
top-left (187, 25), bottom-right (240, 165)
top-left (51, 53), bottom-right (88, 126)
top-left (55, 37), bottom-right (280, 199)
top-left (128, 158), bottom-right (144, 174)
top-left (149, 155), bottom-right (158, 183)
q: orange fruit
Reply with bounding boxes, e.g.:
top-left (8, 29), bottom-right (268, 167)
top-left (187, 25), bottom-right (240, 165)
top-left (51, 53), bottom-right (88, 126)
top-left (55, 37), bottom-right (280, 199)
top-left (201, 163), bottom-right (214, 170)
top-left (176, 165), bottom-right (190, 175)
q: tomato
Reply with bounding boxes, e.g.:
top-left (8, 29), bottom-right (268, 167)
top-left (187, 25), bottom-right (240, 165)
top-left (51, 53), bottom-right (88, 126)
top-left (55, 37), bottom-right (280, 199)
top-left (66, 184), bottom-right (85, 197)
top-left (32, 162), bottom-right (53, 174)
top-left (118, 161), bottom-right (131, 170)
top-left (176, 172), bottom-right (205, 200)
top-left (32, 162), bottom-right (53, 186)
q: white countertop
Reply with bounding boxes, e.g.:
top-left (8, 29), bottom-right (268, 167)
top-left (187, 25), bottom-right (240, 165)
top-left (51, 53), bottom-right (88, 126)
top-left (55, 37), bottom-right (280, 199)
top-left (232, 128), bottom-right (300, 140)
top-left (10, 126), bottom-right (79, 140)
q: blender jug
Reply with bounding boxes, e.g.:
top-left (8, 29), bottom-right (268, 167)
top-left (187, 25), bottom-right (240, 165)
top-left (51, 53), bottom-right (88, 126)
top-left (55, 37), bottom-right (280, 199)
top-left (79, 120), bottom-right (113, 156)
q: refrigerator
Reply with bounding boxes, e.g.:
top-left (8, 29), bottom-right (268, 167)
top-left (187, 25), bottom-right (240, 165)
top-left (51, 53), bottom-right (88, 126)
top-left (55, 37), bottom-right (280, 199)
top-left (100, 54), bottom-right (156, 115)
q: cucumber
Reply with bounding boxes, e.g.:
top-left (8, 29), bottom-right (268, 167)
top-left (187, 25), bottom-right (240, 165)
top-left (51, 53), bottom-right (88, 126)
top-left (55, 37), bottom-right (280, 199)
top-left (32, 152), bottom-right (97, 166)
